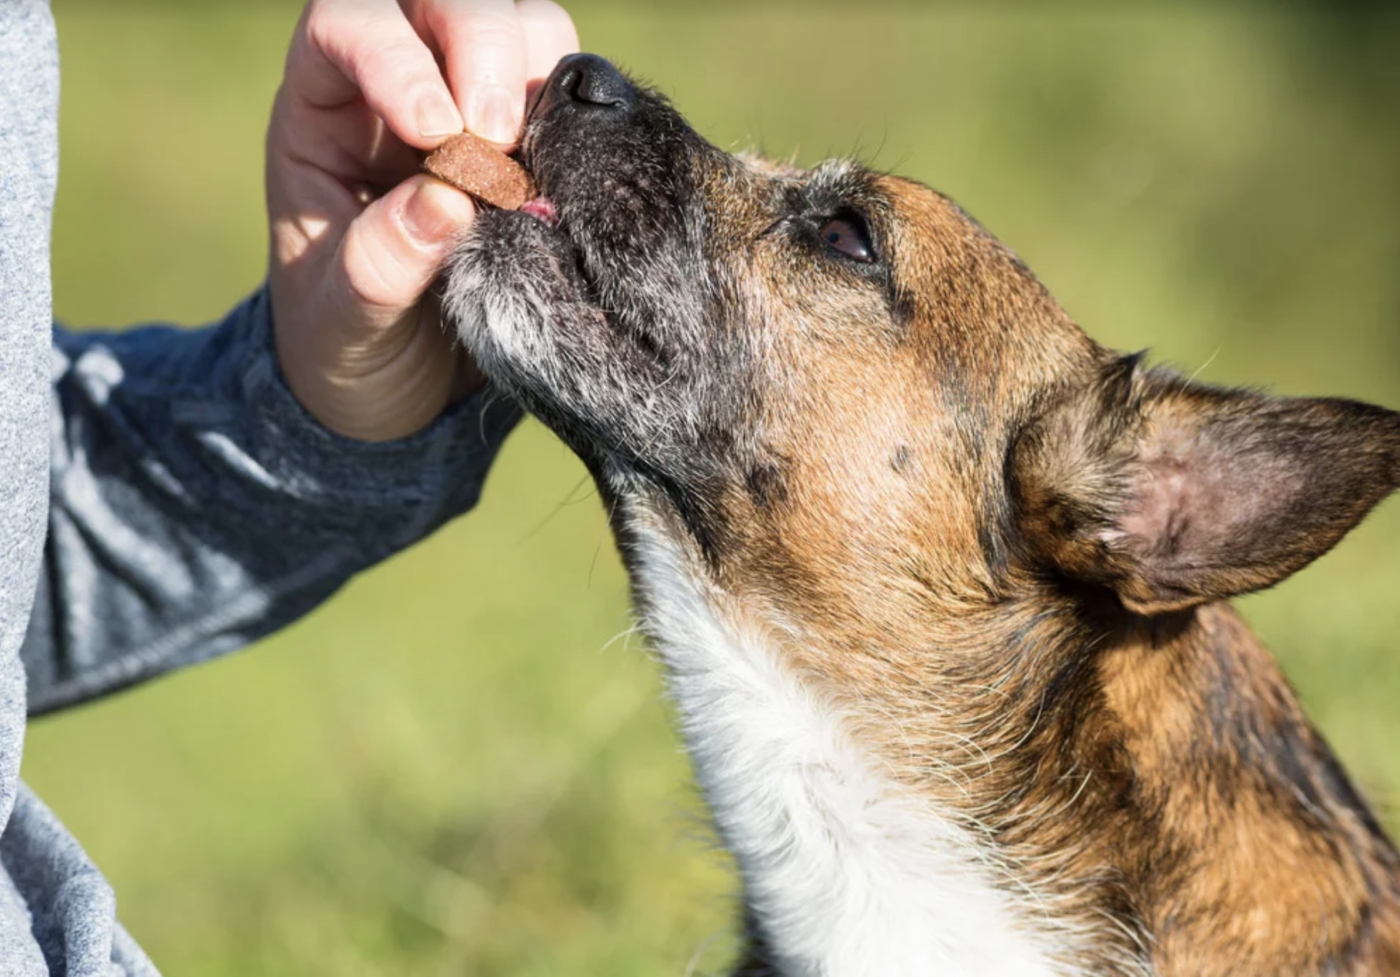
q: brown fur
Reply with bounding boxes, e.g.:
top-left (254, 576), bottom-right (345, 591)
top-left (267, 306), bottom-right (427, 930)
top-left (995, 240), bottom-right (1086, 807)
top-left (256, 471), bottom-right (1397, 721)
top-left (450, 57), bottom-right (1400, 973)
top-left (690, 174), bottom-right (1400, 972)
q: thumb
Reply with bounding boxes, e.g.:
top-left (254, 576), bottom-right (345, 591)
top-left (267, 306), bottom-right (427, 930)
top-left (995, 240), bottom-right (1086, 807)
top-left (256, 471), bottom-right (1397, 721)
top-left (335, 174), bottom-right (477, 336)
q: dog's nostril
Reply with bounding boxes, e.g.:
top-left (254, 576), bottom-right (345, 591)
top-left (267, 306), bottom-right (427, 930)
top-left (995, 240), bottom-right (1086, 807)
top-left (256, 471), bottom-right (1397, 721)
top-left (554, 53), bottom-right (633, 111)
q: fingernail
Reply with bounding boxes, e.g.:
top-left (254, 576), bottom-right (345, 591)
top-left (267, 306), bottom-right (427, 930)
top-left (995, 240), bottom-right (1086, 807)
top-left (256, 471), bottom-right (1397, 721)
top-left (403, 180), bottom-right (475, 246)
top-left (467, 85), bottom-right (521, 146)
top-left (417, 91), bottom-right (463, 139)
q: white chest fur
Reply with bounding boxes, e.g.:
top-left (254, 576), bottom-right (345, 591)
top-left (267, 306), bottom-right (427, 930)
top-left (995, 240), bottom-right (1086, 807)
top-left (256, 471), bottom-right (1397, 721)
top-left (627, 523), bottom-right (1080, 977)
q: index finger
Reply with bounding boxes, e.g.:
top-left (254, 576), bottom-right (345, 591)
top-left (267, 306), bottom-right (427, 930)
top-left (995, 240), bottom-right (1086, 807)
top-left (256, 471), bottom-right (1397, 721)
top-left (293, 0), bottom-right (464, 149)
top-left (422, 0), bottom-right (529, 150)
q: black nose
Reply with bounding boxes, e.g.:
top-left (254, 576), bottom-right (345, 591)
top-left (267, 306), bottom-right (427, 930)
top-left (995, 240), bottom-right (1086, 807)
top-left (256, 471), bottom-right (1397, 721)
top-left (544, 53), bottom-right (633, 112)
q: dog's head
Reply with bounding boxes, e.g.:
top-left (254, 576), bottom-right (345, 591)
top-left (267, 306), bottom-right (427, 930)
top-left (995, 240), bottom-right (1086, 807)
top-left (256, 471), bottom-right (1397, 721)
top-left (448, 53), bottom-right (1400, 640)
top-left (446, 55), bottom-right (1400, 972)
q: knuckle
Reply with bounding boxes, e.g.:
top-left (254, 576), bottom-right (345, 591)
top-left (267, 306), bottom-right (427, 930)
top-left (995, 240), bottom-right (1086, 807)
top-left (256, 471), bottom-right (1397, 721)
top-left (517, 0), bottom-right (572, 27)
top-left (302, 0), bottom-right (346, 50)
top-left (468, 12), bottom-right (525, 47)
top-left (307, 2), bottom-right (428, 87)
top-left (363, 39), bottom-right (427, 83)
top-left (443, 4), bottom-right (525, 51)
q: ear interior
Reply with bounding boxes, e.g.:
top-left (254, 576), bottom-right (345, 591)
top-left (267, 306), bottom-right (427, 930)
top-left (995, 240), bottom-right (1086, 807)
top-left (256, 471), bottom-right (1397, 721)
top-left (1016, 359), bottom-right (1400, 614)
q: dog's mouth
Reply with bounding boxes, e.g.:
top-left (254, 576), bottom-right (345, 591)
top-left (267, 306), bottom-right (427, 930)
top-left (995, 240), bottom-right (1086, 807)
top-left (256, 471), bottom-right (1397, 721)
top-left (507, 53), bottom-right (717, 318)
top-left (447, 53), bottom-right (748, 515)
top-left (517, 195), bottom-right (559, 226)
top-left (512, 79), bottom-right (562, 228)
top-left (512, 187), bottom-right (607, 320)
top-left (508, 60), bottom-right (594, 252)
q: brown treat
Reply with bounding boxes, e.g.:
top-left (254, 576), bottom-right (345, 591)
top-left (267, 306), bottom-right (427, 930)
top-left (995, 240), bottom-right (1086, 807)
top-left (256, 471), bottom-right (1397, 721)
top-left (423, 131), bottom-right (535, 210)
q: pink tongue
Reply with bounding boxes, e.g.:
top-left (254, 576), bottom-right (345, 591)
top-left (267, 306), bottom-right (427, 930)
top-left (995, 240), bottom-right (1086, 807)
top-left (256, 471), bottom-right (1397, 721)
top-left (520, 196), bottom-right (558, 225)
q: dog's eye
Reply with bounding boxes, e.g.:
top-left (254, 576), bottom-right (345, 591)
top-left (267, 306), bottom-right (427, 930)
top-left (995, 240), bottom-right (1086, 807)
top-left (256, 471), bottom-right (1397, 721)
top-left (816, 213), bottom-right (876, 263)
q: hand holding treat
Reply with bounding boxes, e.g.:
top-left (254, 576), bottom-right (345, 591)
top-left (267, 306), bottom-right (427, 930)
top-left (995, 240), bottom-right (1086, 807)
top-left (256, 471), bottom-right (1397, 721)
top-left (266, 0), bottom-right (577, 442)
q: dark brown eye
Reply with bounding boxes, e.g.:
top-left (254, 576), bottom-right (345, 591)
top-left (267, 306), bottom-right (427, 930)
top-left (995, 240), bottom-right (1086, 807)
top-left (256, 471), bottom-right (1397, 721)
top-left (817, 214), bottom-right (875, 263)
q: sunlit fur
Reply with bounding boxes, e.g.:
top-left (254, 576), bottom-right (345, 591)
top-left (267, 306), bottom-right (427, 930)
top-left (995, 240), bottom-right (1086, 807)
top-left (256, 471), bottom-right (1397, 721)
top-left (446, 55), bottom-right (1400, 976)
top-left (617, 483), bottom-right (1119, 977)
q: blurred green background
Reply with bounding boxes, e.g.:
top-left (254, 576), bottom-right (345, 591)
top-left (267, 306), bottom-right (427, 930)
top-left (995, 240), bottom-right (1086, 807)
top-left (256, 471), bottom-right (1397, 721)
top-left (33, 2), bottom-right (1400, 974)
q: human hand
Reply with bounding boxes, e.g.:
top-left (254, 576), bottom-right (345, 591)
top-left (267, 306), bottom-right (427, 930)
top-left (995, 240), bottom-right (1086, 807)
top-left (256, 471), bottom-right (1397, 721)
top-left (267, 0), bottom-right (578, 441)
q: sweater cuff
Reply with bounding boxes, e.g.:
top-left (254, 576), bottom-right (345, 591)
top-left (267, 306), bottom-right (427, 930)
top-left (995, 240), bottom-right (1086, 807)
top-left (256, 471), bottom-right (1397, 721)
top-left (231, 286), bottom-right (522, 538)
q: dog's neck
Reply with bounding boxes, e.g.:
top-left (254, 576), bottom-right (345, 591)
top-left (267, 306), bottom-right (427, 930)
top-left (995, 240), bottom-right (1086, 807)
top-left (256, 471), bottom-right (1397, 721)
top-left (1087, 601), bottom-right (1400, 975)
top-left (628, 520), bottom-right (1093, 977)
top-left (625, 515), bottom-right (1400, 977)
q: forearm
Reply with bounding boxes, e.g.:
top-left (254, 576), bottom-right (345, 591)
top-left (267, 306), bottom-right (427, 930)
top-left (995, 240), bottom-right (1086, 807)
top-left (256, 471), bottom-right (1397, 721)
top-left (24, 287), bottom-right (519, 714)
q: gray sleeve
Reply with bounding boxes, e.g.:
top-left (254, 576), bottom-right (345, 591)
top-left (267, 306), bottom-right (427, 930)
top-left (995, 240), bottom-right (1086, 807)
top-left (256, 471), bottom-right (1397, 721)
top-left (22, 286), bottom-right (520, 715)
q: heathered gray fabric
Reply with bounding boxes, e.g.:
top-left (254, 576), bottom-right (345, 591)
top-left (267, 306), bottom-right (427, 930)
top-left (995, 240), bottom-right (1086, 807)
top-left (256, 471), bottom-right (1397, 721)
top-left (0, 2), bottom-right (520, 972)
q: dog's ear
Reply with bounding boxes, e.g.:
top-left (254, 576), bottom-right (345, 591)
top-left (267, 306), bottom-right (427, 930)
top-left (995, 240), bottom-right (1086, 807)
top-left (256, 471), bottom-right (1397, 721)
top-left (1013, 355), bottom-right (1400, 614)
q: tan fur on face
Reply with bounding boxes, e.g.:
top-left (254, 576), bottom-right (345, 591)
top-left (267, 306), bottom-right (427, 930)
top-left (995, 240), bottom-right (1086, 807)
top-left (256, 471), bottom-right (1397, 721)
top-left (686, 168), bottom-right (1400, 974)
top-left (716, 176), bottom-right (1090, 621)
top-left (447, 59), bottom-right (1400, 974)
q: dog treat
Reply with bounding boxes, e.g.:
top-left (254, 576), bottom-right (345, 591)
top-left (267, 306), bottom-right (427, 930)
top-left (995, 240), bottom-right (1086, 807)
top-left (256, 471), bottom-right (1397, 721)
top-left (423, 131), bottom-right (535, 210)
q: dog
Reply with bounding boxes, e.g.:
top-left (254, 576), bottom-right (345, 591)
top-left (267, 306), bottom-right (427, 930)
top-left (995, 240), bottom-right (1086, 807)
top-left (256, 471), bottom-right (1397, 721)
top-left (444, 53), bottom-right (1400, 976)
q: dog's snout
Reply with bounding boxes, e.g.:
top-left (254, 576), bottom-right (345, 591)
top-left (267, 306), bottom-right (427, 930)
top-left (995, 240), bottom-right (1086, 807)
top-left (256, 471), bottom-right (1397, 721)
top-left (541, 53), bottom-right (634, 115)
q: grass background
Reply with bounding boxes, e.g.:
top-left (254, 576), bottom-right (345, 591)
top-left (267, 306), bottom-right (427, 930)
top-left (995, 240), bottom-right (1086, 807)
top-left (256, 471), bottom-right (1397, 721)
top-left (32, 2), bottom-right (1400, 974)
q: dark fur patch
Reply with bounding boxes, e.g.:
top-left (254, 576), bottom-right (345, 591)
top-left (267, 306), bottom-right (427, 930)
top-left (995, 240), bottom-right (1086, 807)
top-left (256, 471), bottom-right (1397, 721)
top-left (745, 459), bottom-right (786, 510)
top-left (890, 444), bottom-right (912, 474)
